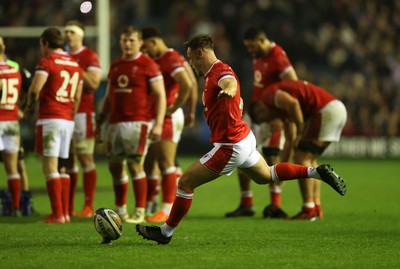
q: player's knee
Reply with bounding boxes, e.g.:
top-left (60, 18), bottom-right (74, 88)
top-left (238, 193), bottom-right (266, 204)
top-left (18, 146), bottom-right (25, 160)
top-left (296, 141), bottom-right (326, 155)
top-left (58, 158), bottom-right (68, 171)
top-left (177, 176), bottom-right (194, 192)
top-left (251, 176), bottom-right (269, 185)
top-left (262, 147), bottom-right (280, 158)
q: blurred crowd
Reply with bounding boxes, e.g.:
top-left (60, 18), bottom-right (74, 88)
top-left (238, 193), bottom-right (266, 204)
top-left (1, 0), bottom-right (399, 137)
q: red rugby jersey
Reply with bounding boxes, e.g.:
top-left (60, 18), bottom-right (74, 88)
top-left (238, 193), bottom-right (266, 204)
top-left (0, 61), bottom-right (22, 121)
top-left (36, 51), bottom-right (83, 120)
top-left (107, 53), bottom-right (162, 123)
top-left (203, 60), bottom-right (250, 143)
top-left (69, 46), bottom-right (101, 114)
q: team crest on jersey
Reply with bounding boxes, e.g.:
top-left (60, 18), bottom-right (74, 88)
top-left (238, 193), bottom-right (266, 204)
top-left (117, 75), bottom-right (129, 88)
top-left (254, 70), bottom-right (262, 83)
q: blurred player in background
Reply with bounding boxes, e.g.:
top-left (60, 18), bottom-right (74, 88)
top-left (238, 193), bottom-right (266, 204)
top-left (0, 36), bottom-right (23, 216)
top-left (141, 26), bottom-right (198, 222)
top-left (96, 26), bottom-right (166, 224)
top-left (25, 27), bottom-right (83, 224)
top-left (64, 20), bottom-right (102, 218)
top-left (136, 33), bottom-right (347, 245)
top-left (0, 47), bottom-right (35, 216)
top-left (249, 80), bottom-right (347, 220)
top-left (225, 27), bottom-right (298, 219)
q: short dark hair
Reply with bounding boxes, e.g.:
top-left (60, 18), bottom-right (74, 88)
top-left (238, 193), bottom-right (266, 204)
top-left (40, 27), bottom-right (64, 49)
top-left (65, 20), bottom-right (85, 32)
top-left (141, 27), bottom-right (161, 40)
top-left (184, 33), bottom-right (214, 51)
top-left (120, 26), bottom-right (142, 39)
top-left (243, 27), bottom-right (267, 40)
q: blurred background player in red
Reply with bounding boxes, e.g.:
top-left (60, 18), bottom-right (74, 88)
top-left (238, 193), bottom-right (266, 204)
top-left (141, 27), bottom-right (198, 222)
top-left (226, 27), bottom-right (298, 218)
top-left (136, 33), bottom-right (346, 245)
top-left (64, 20), bottom-right (102, 218)
top-left (24, 27), bottom-right (83, 224)
top-left (249, 80), bottom-right (347, 220)
top-left (96, 26), bottom-right (166, 224)
top-left (0, 35), bottom-right (23, 216)
top-left (0, 45), bottom-right (35, 217)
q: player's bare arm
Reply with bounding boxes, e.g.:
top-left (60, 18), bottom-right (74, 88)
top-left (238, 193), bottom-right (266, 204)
top-left (73, 82), bottom-right (83, 114)
top-left (83, 69), bottom-right (102, 91)
top-left (217, 77), bottom-right (237, 98)
top-left (275, 90), bottom-right (304, 137)
top-left (149, 78), bottom-right (167, 141)
top-left (95, 82), bottom-right (111, 142)
top-left (24, 73), bottom-right (47, 116)
top-left (183, 62), bottom-right (198, 127)
top-left (281, 121), bottom-right (296, 162)
top-left (280, 67), bottom-right (298, 81)
top-left (167, 69), bottom-right (192, 116)
top-left (96, 81), bottom-right (111, 126)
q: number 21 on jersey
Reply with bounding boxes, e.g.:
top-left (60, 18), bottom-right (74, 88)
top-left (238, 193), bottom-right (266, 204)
top-left (56, 70), bottom-right (79, 103)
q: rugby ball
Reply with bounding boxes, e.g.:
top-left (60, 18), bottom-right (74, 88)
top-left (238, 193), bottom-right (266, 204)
top-left (93, 208), bottom-right (123, 241)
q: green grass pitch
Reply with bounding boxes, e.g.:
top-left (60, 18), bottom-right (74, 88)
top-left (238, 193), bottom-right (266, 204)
top-left (1, 155), bottom-right (399, 269)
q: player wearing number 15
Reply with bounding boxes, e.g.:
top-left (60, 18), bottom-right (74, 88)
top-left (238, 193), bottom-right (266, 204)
top-left (0, 36), bottom-right (23, 216)
top-left (25, 27), bottom-right (84, 224)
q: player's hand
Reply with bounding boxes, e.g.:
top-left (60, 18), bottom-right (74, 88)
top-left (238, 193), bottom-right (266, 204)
top-left (95, 126), bottom-right (103, 143)
top-left (294, 136), bottom-right (301, 148)
top-left (217, 89), bottom-right (235, 99)
top-left (184, 113), bottom-right (195, 128)
top-left (165, 105), bottom-right (175, 117)
top-left (23, 107), bottom-right (34, 119)
top-left (269, 118), bottom-right (284, 132)
top-left (17, 110), bottom-right (24, 120)
top-left (149, 124), bottom-right (162, 142)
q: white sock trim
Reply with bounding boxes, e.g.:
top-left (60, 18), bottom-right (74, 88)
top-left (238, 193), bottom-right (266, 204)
top-left (46, 172), bottom-right (60, 180)
top-left (132, 171), bottom-right (146, 180)
top-left (270, 165), bottom-right (280, 183)
top-left (83, 165), bottom-right (96, 173)
top-left (148, 175), bottom-right (160, 180)
top-left (303, 202), bottom-right (315, 208)
top-left (113, 175), bottom-right (129, 185)
top-left (60, 173), bottom-right (70, 179)
top-left (176, 188), bottom-right (193, 199)
top-left (241, 190), bottom-right (253, 197)
top-left (163, 166), bottom-right (176, 175)
top-left (7, 174), bottom-right (21, 180)
top-left (67, 167), bottom-right (79, 174)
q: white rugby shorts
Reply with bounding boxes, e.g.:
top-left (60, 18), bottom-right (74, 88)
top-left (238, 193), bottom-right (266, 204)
top-left (303, 100), bottom-right (347, 142)
top-left (200, 131), bottom-right (261, 176)
top-left (106, 121), bottom-right (152, 157)
top-left (35, 119), bottom-right (74, 158)
top-left (0, 121), bottom-right (20, 153)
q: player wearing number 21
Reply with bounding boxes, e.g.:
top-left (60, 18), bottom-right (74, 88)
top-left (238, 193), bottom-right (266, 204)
top-left (25, 27), bottom-right (84, 224)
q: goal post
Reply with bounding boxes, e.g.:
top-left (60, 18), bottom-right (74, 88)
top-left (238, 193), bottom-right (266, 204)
top-left (0, 0), bottom-right (110, 79)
